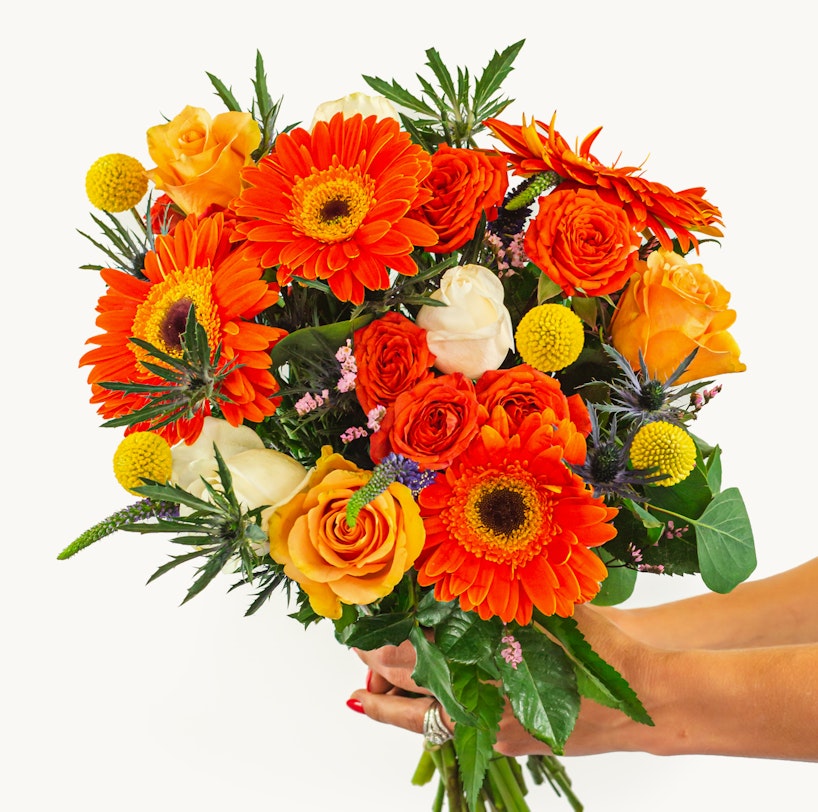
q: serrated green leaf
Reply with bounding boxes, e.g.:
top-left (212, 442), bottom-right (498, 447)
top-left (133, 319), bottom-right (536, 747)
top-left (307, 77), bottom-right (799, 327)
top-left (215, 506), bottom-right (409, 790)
top-left (361, 75), bottom-right (437, 115)
top-left (206, 71), bottom-right (242, 112)
top-left (537, 614), bottom-right (652, 727)
top-left (436, 610), bottom-right (501, 665)
top-left (499, 625), bottom-right (579, 754)
top-left (472, 40), bottom-right (525, 114)
top-left (337, 612), bottom-right (414, 650)
top-left (451, 663), bottom-right (504, 809)
top-left (416, 590), bottom-right (457, 627)
top-left (696, 487), bottom-right (756, 593)
top-left (410, 627), bottom-right (476, 727)
top-left (425, 46), bottom-right (458, 108)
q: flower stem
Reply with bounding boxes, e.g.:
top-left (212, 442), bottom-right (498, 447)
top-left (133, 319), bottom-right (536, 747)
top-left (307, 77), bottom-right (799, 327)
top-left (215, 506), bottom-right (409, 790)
top-left (531, 755), bottom-right (584, 812)
top-left (487, 758), bottom-right (530, 812)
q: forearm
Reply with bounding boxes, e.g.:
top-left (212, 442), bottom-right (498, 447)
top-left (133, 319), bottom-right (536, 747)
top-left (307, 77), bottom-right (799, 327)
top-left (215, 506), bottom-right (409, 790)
top-left (609, 558), bottom-right (818, 650)
top-left (624, 644), bottom-right (818, 760)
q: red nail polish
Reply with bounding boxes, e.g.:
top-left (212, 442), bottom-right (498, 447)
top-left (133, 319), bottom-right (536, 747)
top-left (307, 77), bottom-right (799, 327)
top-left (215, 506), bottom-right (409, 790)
top-left (346, 698), bottom-right (365, 714)
top-left (365, 669), bottom-right (373, 691)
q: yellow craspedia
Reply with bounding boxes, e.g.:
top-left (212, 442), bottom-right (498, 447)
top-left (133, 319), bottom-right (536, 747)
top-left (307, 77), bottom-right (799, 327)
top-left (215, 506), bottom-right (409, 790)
top-left (113, 432), bottom-right (173, 495)
top-left (515, 303), bottom-right (584, 372)
top-left (85, 153), bottom-right (148, 212)
top-left (629, 421), bottom-right (697, 487)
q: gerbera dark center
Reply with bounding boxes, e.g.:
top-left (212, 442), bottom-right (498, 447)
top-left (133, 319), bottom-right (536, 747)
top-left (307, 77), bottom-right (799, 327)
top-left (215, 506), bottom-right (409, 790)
top-left (477, 488), bottom-right (528, 537)
top-left (320, 197), bottom-right (351, 223)
top-left (160, 298), bottom-right (193, 351)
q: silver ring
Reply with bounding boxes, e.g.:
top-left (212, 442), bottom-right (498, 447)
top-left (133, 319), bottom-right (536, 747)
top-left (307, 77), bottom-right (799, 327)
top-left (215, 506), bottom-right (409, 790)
top-left (423, 700), bottom-right (453, 747)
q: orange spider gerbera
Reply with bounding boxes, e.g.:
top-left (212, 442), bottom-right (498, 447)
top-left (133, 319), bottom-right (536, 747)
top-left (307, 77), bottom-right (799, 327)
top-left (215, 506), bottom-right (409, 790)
top-left (80, 213), bottom-right (285, 445)
top-left (416, 409), bottom-right (617, 625)
top-left (485, 114), bottom-right (723, 253)
top-left (232, 113), bottom-right (438, 305)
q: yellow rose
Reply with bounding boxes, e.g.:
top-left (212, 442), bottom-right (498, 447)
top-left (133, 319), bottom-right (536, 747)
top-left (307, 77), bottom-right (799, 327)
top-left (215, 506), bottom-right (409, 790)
top-left (415, 264), bottom-right (515, 380)
top-left (609, 249), bottom-right (746, 384)
top-left (146, 106), bottom-right (261, 215)
top-left (268, 448), bottom-right (425, 619)
top-left (171, 417), bottom-right (308, 547)
top-left (310, 92), bottom-right (399, 128)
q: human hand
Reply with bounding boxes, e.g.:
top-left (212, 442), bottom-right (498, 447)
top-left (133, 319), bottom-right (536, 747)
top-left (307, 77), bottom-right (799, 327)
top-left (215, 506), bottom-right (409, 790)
top-left (348, 604), bottom-right (663, 757)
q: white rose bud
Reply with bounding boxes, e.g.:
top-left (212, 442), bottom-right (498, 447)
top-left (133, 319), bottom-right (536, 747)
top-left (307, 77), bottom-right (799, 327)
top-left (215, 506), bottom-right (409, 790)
top-left (416, 264), bottom-right (515, 380)
top-left (310, 92), bottom-right (399, 129)
top-left (171, 417), bottom-right (309, 546)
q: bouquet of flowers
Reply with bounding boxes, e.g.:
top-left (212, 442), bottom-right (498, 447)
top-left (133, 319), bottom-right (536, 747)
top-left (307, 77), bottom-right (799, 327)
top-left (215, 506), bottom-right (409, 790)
top-left (61, 40), bottom-right (756, 811)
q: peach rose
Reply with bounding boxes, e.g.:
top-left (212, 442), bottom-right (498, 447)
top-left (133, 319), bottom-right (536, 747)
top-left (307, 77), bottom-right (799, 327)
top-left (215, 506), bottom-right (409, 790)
top-left (268, 448), bottom-right (425, 619)
top-left (146, 106), bottom-right (261, 216)
top-left (525, 187), bottom-right (641, 296)
top-left (475, 364), bottom-right (591, 435)
top-left (353, 312), bottom-right (436, 415)
top-left (369, 373), bottom-right (487, 470)
top-left (609, 249), bottom-right (746, 384)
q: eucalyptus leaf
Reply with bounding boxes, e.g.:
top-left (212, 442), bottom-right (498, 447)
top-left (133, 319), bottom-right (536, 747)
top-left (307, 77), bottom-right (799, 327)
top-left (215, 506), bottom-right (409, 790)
top-left (591, 553), bottom-right (637, 606)
top-left (696, 487), bottom-right (756, 593)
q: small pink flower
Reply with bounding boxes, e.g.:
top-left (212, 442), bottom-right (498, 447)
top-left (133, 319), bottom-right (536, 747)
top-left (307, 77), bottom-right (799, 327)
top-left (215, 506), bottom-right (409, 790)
top-left (500, 634), bottom-right (523, 669)
top-left (340, 425), bottom-right (368, 444)
top-left (366, 405), bottom-right (387, 432)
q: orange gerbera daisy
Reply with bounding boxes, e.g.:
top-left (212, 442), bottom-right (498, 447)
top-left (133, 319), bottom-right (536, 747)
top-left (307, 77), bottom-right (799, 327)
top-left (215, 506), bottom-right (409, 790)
top-left (416, 409), bottom-right (617, 625)
top-left (232, 113), bottom-right (438, 305)
top-left (80, 213), bottom-right (285, 445)
top-left (485, 114), bottom-right (723, 253)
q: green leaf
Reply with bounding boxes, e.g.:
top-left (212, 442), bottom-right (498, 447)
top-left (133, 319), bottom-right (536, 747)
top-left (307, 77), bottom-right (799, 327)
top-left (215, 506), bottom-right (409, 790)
top-left (424, 46), bottom-right (458, 109)
top-left (499, 625), bottom-right (579, 755)
top-left (270, 317), bottom-right (372, 370)
top-left (337, 612), bottom-right (414, 650)
top-left (591, 551), bottom-right (637, 606)
top-left (410, 627), bottom-right (476, 727)
top-left (646, 458), bottom-right (713, 519)
top-left (416, 590), bottom-right (457, 627)
top-left (206, 71), bottom-right (242, 112)
top-left (360, 75), bottom-right (437, 115)
top-left (451, 663), bottom-right (504, 810)
top-left (537, 614), bottom-right (652, 727)
top-left (436, 610), bottom-right (502, 665)
top-left (472, 40), bottom-right (525, 115)
top-left (696, 487), bottom-right (756, 593)
top-left (705, 444), bottom-right (723, 493)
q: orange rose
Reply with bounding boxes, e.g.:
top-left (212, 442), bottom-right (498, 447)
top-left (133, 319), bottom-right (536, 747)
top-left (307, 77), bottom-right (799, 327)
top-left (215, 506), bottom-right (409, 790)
top-left (146, 106), bottom-right (261, 216)
top-left (525, 187), bottom-right (641, 296)
top-left (412, 145), bottom-right (509, 254)
top-left (369, 373), bottom-right (487, 470)
top-left (475, 364), bottom-right (591, 435)
top-left (268, 448), bottom-right (425, 619)
top-left (353, 312), bottom-right (436, 415)
top-left (609, 248), bottom-right (746, 384)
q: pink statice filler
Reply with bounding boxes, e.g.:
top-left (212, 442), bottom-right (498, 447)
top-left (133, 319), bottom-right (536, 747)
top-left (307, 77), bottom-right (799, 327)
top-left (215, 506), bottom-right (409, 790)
top-left (500, 633), bottom-right (523, 669)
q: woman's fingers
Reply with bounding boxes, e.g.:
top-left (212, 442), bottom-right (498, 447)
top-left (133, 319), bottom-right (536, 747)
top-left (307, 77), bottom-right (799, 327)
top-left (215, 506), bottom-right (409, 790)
top-left (348, 689), bottom-right (450, 738)
top-left (353, 639), bottom-right (425, 694)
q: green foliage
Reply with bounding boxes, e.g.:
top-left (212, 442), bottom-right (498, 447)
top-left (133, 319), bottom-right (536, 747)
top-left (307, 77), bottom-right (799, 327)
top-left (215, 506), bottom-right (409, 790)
top-left (362, 40), bottom-right (524, 149)
top-left (78, 205), bottom-right (151, 277)
top-left (498, 625), bottom-right (580, 755)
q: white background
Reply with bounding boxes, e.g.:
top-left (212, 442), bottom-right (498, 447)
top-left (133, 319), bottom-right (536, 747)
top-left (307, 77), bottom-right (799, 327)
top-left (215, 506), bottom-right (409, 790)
top-left (3, 1), bottom-right (816, 809)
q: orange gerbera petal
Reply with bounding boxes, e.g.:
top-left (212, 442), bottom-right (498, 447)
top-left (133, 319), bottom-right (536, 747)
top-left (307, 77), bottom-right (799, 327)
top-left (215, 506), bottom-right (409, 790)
top-left (232, 113), bottom-right (438, 305)
top-left (416, 411), bottom-right (617, 624)
top-left (80, 213), bottom-right (285, 444)
top-left (485, 114), bottom-right (723, 252)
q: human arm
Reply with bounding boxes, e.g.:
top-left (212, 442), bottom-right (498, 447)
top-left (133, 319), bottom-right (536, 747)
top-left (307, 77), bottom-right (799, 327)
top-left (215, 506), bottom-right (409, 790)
top-left (350, 599), bottom-right (818, 761)
top-left (606, 557), bottom-right (818, 650)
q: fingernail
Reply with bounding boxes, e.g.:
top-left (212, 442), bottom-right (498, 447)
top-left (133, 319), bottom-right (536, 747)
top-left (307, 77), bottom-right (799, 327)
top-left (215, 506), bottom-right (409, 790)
top-left (346, 698), bottom-right (365, 714)
top-left (365, 669), bottom-right (373, 691)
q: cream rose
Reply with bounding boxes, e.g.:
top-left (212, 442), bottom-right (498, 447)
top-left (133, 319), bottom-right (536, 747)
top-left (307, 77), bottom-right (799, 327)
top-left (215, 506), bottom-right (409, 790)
top-left (310, 92), bottom-right (399, 128)
top-left (415, 264), bottom-right (515, 380)
top-left (171, 417), bottom-right (309, 545)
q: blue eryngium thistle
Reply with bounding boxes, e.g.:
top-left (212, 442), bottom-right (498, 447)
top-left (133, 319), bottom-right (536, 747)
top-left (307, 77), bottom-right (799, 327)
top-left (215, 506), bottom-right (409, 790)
top-left (345, 454), bottom-right (436, 527)
top-left (57, 498), bottom-right (179, 560)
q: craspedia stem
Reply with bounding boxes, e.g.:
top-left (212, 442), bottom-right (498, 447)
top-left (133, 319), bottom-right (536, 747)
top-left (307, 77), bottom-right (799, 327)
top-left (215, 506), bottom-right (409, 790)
top-left (57, 499), bottom-right (179, 560)
top-left (505, 171), bottom-right (561, 211)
